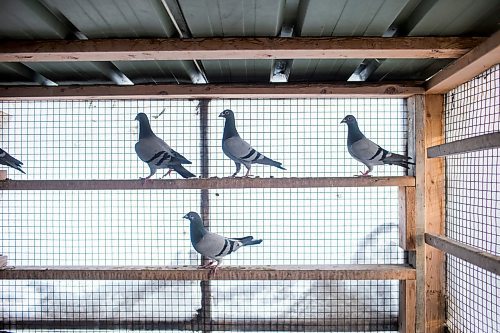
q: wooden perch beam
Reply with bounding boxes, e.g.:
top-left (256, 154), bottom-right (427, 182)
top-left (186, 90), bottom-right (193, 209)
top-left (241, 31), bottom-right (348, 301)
top-left (0, 82), bottom-right (424, 100)
top-left (0, 37), bottom-right (484, 62)
top-left (0, 264), bottom-right (416, 281)
top-left (0, 318), bottom-right (398, 331)
top-left (0, 177), bottom-right (415, 191)
top-left (425, 233), bottom-right (500, 275)
top-left (427, 132), bottom-right (500, 158)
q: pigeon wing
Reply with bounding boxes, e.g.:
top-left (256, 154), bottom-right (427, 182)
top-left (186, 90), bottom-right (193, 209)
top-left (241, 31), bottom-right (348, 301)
top-left (348, 138), bottom-right (386, 167)
top-left (223, 136), bottom-right (258, 165)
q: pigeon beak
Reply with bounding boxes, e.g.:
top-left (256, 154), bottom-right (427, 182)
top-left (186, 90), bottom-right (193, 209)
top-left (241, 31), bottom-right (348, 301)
top-left (183, 214), bottom-right (189, 219)
top-left (340, 119), bottom-right (346, 124)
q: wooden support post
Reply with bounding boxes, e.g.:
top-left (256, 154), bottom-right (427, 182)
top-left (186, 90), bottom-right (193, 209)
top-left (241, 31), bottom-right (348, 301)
top-left (399, 186), bottom-right (416, 251)
top-left (0, 170), bottom-right (6, 180)
top-left (198, 99), bottom-right (212, 332)
top-left (414, 94), bottom-right (446, 333)
top-left (399, 280), bottom-right (416, 333)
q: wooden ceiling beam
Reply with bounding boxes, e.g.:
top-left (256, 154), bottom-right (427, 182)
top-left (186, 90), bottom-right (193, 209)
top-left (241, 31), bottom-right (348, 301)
top-left (0, 82), bottom-right (424, 100)
top-left (426, 30), bottom-right (500, 93)
top-left (0, 37), bottom-right (484, 62)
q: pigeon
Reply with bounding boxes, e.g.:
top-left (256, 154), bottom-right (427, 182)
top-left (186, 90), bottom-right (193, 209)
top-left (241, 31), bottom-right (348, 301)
top-left (135, 113), bottom-right (195, 179)
top-left (341, 115), bottom-right (414, 176)
top-left (219, 109), bottom-right (286, 177)
top-left (0, 148), bottom-right (26, 174)
top-left (183, 211), bottom-right (262, 276)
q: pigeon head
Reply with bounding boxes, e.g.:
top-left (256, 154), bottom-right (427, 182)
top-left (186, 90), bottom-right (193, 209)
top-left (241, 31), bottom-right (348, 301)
top-left (183, 211), bottom-right (202, 222)
top-left (135, 112), bottom-right (149, 123)
top-left (135, 113), bottom-right (154, 139)
top-left (341, 115), bottom-right (358, 125)
top-left (218, 109), bottom-right (234, 119)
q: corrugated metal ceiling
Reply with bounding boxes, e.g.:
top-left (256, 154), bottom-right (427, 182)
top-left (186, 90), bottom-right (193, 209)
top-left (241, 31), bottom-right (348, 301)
top-left (0, 0), bottom-right (498, 87)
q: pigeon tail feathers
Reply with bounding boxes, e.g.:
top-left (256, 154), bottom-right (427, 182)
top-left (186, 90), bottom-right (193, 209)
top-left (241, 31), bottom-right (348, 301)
top-left (383, 153), bottom-right (415, 169)
top-left (253, 156), bottom-right (286, 170)
top-left (172, 164), bottom-right (196, 178)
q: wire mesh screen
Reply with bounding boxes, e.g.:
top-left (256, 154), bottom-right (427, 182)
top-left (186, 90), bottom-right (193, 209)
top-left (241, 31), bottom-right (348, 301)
top-left (1, 98), bottom-right (408, 331)
top-left (444, 64), bottom-right (499, 332)
top-left (1, 279), bottom-right (399, 332)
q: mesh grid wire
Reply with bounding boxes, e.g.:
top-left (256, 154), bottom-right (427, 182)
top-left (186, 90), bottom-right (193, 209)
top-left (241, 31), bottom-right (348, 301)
top-left (444, 64), bottom-right (499, 333)
top-left (1, 98), bottom-right (408, 331)
top-left (1, 279), bottom-right (399, 332)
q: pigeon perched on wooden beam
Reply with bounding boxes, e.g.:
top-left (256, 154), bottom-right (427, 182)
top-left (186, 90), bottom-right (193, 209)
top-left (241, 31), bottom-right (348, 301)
top-left (219, 109), bottom-right (285, 177)
top-left (135, 113), bottom-right (195, 180)
top-left (183, 211), bottom-right (262, 276)
top-left (341, 115), bottom-right (414, 176)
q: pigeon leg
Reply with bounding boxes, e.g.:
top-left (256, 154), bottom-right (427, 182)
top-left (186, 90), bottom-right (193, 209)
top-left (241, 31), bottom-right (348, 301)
top-left (357, 170), bottom-right (372, 177)
top-left (200, 261), bottom-right (215, 269)
top-left (231, 162), bottom-right (242, 177)
top-left (161, 169), bottom-right (173, 179)
top-left (243, 166), bottom-right (252, 178)
top-left (209, 263), bottom-right (220, 277)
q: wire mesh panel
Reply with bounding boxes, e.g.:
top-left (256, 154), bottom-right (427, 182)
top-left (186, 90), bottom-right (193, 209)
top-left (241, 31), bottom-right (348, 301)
top-left (444, 64), bottom-right (499, 332)
top-left (208, 99), bottom-right (408, 178)
top-left (1, 279), bottom-right (400, 332)
top-left (1, 98), bottom-right (409, 331)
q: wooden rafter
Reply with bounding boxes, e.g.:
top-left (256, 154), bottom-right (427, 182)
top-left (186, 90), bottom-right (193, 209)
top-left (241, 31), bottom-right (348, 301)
top-left (0, 82), bottom-right (424, 100)
top-left (426, 30), bottom-right (500, 93)
top-left (0, 37), bottom-right (484, 62)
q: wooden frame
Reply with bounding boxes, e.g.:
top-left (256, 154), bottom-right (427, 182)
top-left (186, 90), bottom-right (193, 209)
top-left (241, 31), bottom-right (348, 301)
top-left (426, 30), bottom-right (500, 94)
top-left (0, 176), bottom-right (415, 191)
top-left (425, 233), bottom-right (500, 275)
top-left (0, 37), bottom-right (484, 62)
top-left (0, 264), bottom-right (416, 280)
top-left (427, 132), bottom-right (500, 158)
top-left (413, 95), bottom-right (446, 333)
top-left (0, 82), bottom-right (425, 100)
top-left (399, 280), bottom-right (416, 333)
top-left (0, 318), bottom-right (399, 331)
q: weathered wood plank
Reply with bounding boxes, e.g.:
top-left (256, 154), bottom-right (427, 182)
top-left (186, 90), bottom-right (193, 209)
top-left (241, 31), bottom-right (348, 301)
top-left (426, 31), bottom-right (500, 93)
top-left (399, 187), bottom-right (416, 250)
top-left (399, 280), bottom-right (416, 333)
top-left (0, 318), bottom-right (398, 332)
top-left (0, 37), bottom-right (484, 62)
top-left (0, 82), bottom-right (425, 100)
top-left (427, 132), bottom-right (500, 158)
top-left (425, 233), bottom-right (500, 275)
top-left (414, 94), bottom-right (446, 333)
top-left (0, 264), bottom-right (416, 281)
top-left (0, 176), bottom-right (416, 191)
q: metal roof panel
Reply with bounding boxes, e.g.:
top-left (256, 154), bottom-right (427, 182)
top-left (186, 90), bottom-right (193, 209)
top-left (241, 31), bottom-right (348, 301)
top-left (180, 0), bottom-right (285, 37)
top-left (43, 0), bottom-right (177, 38)
top-left (201, 60), bottom-right (273, 83)
top-left (296, 0), bottom-right (411, 36)
top-left (289, 59), bottom-right (362, 82)
top-left (24, 62), bottom-right (114, 85)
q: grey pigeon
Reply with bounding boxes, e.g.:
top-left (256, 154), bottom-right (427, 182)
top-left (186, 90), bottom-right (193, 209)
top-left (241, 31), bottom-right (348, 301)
top-left (219, 109), bottom-right (286, 177)
top-left (135, 113), bottom-right (195, 179)
top-left (183, 211), bottom-right (262, 276)
top-left (341, 115), bottom-right (414, 176)
top-left (0, 148), bottom-right (25, 174)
